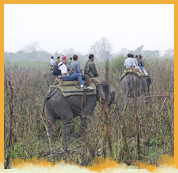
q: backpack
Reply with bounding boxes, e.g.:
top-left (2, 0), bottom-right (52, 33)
top-left (51, 63), bottom-right (63, 75)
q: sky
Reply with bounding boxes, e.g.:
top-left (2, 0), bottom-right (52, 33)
top-left (4, 4), bottom-right (174, 54)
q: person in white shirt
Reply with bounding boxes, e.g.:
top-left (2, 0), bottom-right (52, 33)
top-left (58, 56), bottom-right (84, 89)
top-left (124, 54), bottom-right (144, 76)
top-left (124, 54), bottom-right (136, 68)
top-left (50, 56), bottom-right (56, 66)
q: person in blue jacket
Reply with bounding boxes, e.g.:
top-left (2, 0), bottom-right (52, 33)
top-left (135, 55), bottom-right (148, 76)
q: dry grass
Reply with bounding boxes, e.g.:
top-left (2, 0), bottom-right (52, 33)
top-left (4, 57), bottom-right (174, 168)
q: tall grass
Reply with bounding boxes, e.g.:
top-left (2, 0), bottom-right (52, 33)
top-left (4, 57), bottom-right (174, 168)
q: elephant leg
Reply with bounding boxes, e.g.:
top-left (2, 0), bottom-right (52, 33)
top-left (46, 118), bottom-right (57, 139)
top-left (73, 96), bottom-right (96, 138)
top-left (47, 120), bottom-right (53, 138)
top-left (73, 111), bottom-right (91, 138)
top-left (63, 120), bottom-right (71, 140)
top-left (46, 110), bottom-right (56, 138)
top-left (81, 116), bottom-right (87, 135)
top-left (81, 100), bottom-right (96, 135)
top-left (73, 116), bottom-right (87, 138)
top-left (122, 85), bottom-right (129, 105)
top-left (141, 78), bottom-right (151, 103)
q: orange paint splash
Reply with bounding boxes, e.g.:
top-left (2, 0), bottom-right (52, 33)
top-left (9, 154), bottom-right (176, 172)
top-left (87, 156), bottom-right (118, 172)
top-left (158, 154), bottom-right (175, 167)
top-left (11, 157), bottom-right (62, 169)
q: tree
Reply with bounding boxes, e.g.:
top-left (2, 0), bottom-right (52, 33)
top-left (20, 42), bottom-right (42, 53)
top-left (53, 51), bottom-right (63, 59)
top-left (63, 48), bottom-right (75, 58)
top-left (119, 48), bottom-right (128, 56)
top-left (90, 37), bottom-right (113, 59)
top-left (163, 49), bottom-right (174, 58)
top-left (133, 45), bottom-right (144, 55)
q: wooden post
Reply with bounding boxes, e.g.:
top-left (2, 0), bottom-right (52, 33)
top-left (5, 79), bottom-right (13, 169)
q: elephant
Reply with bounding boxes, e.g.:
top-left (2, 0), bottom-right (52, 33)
top-left (42, 82), bottom-right (119, 140)
top-left (121, 73), bottom-right (151, 104)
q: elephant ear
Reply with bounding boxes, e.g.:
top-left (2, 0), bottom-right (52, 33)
top-left (98, 85), bottom-right (104, 101)
top-left (100, 85), bottom-right (109, 101)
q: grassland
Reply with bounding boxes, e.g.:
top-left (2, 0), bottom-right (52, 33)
top-left (4, 56), bottom-right (174, 168)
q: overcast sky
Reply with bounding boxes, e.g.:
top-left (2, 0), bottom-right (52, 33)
top-left (4, 4), bottom-right (174, 54)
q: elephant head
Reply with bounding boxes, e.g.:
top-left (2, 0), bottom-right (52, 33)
top-left (96, 82), bottom-right (116, 107)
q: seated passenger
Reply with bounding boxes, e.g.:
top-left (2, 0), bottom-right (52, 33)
top-left (50, 56), bottom-right (56, 67)
top-left (58, 56), bottom-right (84, 89)
top-left (135, 55), bottom-right (148, 76)
top-left (56, 56), bottom-right (60, 65)
top-left (84, 54), bottom-right (101, 85)
top-left (120, 53), bottom-right (143, 79)
top-left (124, 53), bottom-right (136, 68)
top-left (70, 54), bottom-right (94, 90)
top-left (68, 57), bottom-right (73, 66)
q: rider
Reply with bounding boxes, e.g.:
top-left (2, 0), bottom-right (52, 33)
top-left (67, 57), bottom-right (73, 66)
top-left (56, 56), bottom-right (60, 65)
top-left (135, 55), bottom-right (148, 76)
top-left (50, 56), bottom-right (56, 66)
top-left (84, 54), bottom-right (101, 85)
top-left (121, 53), bottom-right (143, 78)
top-left (124, 53), bottom-right (136, 68)
top-left (70, 54), bottom-right (94, 90)
top-left (58, 56), bottom-right (84, 89)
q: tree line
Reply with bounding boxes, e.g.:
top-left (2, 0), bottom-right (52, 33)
top-left (4, 38), bottom-right (174, 62)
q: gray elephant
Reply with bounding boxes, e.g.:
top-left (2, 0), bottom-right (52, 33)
top-left (121, 74), bottom-right (151, 104)
top-left (42, 82), bottom-right (119, 140)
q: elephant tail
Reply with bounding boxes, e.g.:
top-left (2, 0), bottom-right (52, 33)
top-left (42, 96), bottom-right (48, 115)
top-left (42, 86), bottom-right (57, 115)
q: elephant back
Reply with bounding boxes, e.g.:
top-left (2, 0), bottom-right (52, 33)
top-left (120, 67), bottom-right (143, 80)
top-left (52, 78), bottom-right (96, 97)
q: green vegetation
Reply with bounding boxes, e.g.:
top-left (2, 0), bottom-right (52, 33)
top-left (4, 56), bottom-right (174, 168)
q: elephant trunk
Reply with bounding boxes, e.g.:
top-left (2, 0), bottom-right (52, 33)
top-left (115, 101), bottom-right (120, 112)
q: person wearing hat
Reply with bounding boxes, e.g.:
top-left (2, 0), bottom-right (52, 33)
top-left (56, 56), bottom-right (60, 65)
top-left (70, 54), bottom-right (94, 90)
top-left (58, 56), bottom-right (84, 89)
top-left (50, 56), bottom-right (56, 66)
